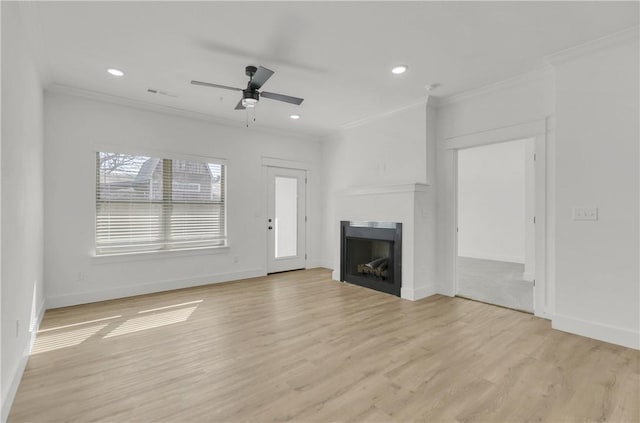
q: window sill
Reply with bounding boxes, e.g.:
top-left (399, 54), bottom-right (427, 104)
top-left (92, 245), bottom-right (230, 264)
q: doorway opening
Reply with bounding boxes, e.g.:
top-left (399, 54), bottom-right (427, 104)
top-left (455, 138), bottom-right (535, 312)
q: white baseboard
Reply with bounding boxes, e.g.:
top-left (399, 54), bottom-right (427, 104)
top-left (305, 260), bottom-right (334, 270)
top-left (552, 314), bottom-right (640, 350)
top-left (1, 346), bottom-right (29, 423)
top-left (318, 260), bottom-right (335, 270)
top-left (2, 300), bottom-right (46, 423)
top-left (401, 285), bottom-right (438, 301)
top-left (46, 268), bottom-right (266, 309)
top-left (29, 300), bottom-right (46, 354)
top-left (331, 269), bottom-right (340, 281)
top-left (458, 252), bottom-right (525, 264)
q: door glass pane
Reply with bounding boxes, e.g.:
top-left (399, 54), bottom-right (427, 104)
top-left (275, 176), bottom-right (297, 258)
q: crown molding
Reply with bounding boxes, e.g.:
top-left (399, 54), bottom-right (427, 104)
top-left (438, 65), bottom-right (554, 108)
top-left (339, 96), bottom-right (430, 131)
top-left (545, 25), bottom-right (639, 65)
top-left (46, 84), bottom-right (322, 143)
top-left (436, 26), bottom-right (638, 109)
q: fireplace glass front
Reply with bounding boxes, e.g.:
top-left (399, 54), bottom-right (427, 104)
top-left (345, 239), bottom-right (393, 283)
top-left (340, 221), bottom-right (402, 296)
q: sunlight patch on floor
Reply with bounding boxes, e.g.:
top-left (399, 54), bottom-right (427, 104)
top-left (138, 299), bottom-right (203, 314)
top-left (32, 323), bottom-right (109, 354)
top-left (38, 315), bottom-right (122, 333)
top-left (103, 306), bottom-right (198, 338)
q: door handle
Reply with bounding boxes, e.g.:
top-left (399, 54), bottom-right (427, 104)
top-left (268, 226), bottom-right (273, 230)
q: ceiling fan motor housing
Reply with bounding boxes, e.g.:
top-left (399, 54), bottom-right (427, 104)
top-left (242, 89), bottom-right (259, 102)
top-left (245, 65), bottom-right (258, 78)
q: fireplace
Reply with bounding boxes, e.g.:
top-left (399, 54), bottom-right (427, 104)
top-left (340, 221), bottom-right (402, 296)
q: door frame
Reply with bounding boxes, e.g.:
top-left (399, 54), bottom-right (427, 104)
top-left (261, 157), bottom-right (311, 273)
top-left (443, 119), bottom-right (551, 319)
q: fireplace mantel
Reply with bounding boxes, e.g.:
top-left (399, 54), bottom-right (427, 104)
top-left (337, 183), bottom-right (430, 197)
top-left (331, 181), bottom-right (436, 301)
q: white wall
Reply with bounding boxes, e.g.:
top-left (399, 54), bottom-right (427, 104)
top-left (322, 104), bottom-right (428, 191)
top-left (321, 102), bottom-right (438, 299)
top-left (436, 70), bottom-right (554, 298)
top-left (436, 31), bottom-right (640, 349)
top-left (321, 104), bottom-right (429, 262)
top-left (551, 36), bottom-right (639, 349)
top-left (1, 2), bottom-right (46, 420)
top-left (43, 91), bottom-right (323, 308)
top-left (457, 139), bottom-right (527, 263)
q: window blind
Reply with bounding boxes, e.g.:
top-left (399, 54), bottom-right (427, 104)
top-left (96, 152), bottom-right (226, 255)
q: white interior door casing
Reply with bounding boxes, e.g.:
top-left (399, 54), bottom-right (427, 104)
top-left (267, 167), bottom-right (306, 273)
top-left (443, 119), bottom-right (549, 318)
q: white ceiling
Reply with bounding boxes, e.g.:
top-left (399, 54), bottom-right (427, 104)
top-left (28, 1), bottom-right (639, 136)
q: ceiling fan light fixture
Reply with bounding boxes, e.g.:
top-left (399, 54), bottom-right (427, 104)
top-left (391, 65), bottom-right (408, 75)
top-left (107, 68), bottom-right (124, 77)
top-left (290, 114), bottom-right (300, 120)
top-left (242, 98), bottom-right (258, 107)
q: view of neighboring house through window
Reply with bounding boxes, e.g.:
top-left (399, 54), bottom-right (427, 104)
top-left (96, 152), bottom-right (226, 255)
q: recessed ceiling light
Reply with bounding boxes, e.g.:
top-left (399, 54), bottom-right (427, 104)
top-left (391, 65), bottom-right (408, 75)
top-left (107, 68), bottom-right (124, 77)
top-left (290, 114), bottom-right (300, 120)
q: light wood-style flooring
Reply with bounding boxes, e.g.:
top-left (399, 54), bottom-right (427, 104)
top-left (9, 268), bottom-right (640, 422)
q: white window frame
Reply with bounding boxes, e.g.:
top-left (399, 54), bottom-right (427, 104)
top-left (93, 146), bottom-right (228, 258)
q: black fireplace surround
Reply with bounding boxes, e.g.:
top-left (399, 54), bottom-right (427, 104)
top-left (340, 221), bottom-right (402, 296)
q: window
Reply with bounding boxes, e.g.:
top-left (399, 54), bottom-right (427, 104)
top-left (96, 152), bottom-right (226, 255)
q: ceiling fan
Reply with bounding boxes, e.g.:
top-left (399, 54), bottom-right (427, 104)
top-left (191, 65), bottom-right (304, 110)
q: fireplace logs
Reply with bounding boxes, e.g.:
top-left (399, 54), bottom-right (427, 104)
top-left (356, 257), bottom-right (389, 279)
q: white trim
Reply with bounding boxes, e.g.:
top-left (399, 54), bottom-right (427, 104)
top-left (438, 66), bottom-right (553, 108)
top-left (29, 300), bottom-right (46, 354)
top-left (304, 260), bottom-right (322, 269)
top-left (46, 269), bottom-right (265, 309)
top-left (2, 347), bottom-right (28, 423)
top-left (522, 272), bottom-right (535, 282)
top-left (458, 253), bottom-right (525, 264)
top-left (92, 246), bottom-right (230, 264)
top-left (340, 97), bottom-right (428, 131)
top-left (401, 285), bottom-right (437, 301)
top-left (545, 25), bottom-right (639, 65)
top-left (261, 157), bottom-right (311, 171)
top-left (46, 84), bottom-right (321, 142)
top-left (552, 314), bottom-right (640, 350)
top-left (337, 183), bottom-right (430, 197)
top-left (443, 120), bottom-right (546, 150)
top-left (1, 300), bottom-right (45, 423)
top-left (446, 124), bottom-right (549, 319)
top-left (305, 260), bottom-right (334, 270)
top-left (331, 269), bottom-right (340, 281)
top-left (314, 260), bottom-right (334, 270)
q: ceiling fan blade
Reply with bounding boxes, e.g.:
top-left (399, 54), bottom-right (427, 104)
top-left (260, 91), bottom-right (304, 105)
top-left (249, 66), bottom-right (274, 90)
top-left (234, 99), bottom-right (246, 110)
top-left (191, 80), bottom-right (243, 92)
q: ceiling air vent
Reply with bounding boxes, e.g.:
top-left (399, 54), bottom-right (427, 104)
top-left (147, 88), bottom-right (177, 98)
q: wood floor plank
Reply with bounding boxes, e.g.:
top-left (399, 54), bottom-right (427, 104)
top-left (8, 268), bottom-right (640, 422)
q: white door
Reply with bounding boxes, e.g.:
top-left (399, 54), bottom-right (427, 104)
top-left (267, 167), bottom-right (306, 273)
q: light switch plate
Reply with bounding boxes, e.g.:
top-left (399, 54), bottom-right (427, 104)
top-left (572, 207), bottom-right (598, 221)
